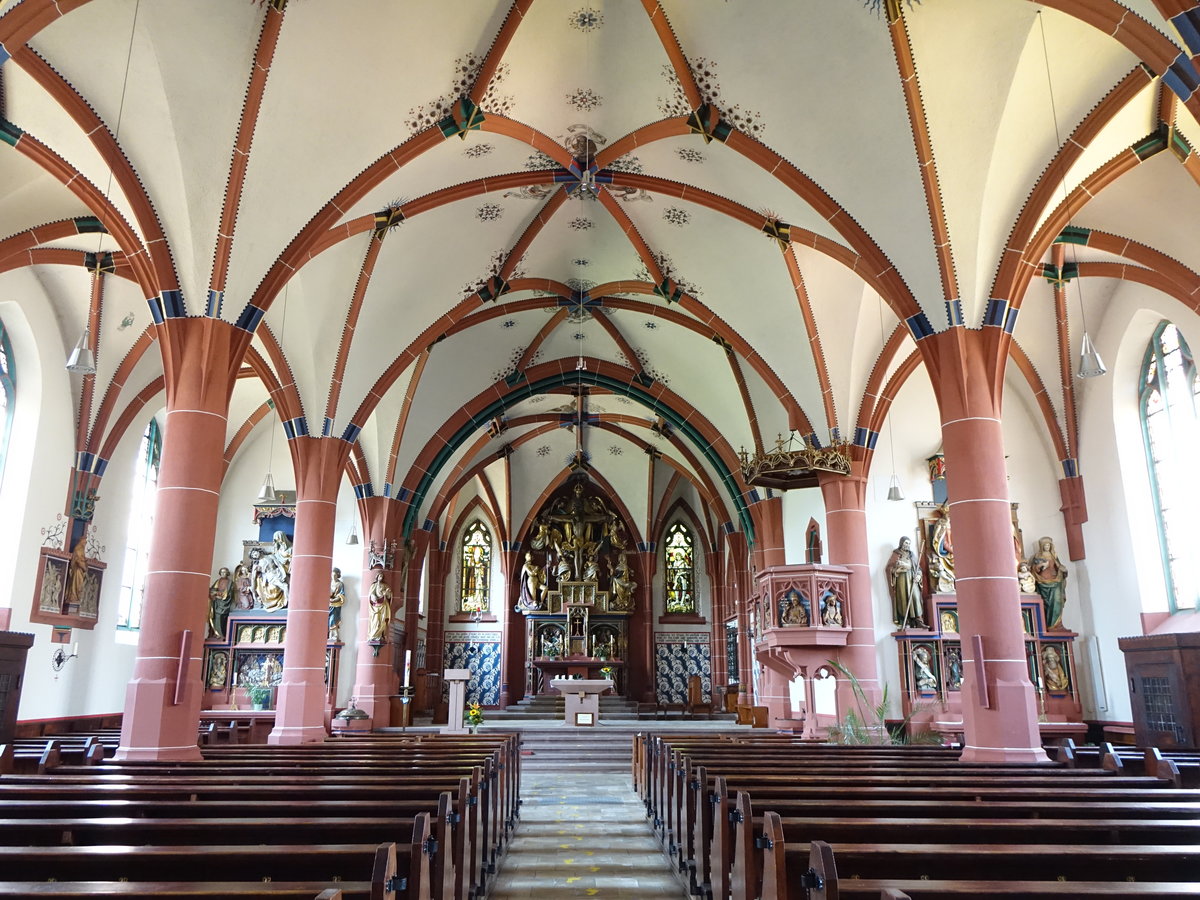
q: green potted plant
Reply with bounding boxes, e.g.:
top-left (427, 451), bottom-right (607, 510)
top-left (248, 685), bottom-right (271, 711)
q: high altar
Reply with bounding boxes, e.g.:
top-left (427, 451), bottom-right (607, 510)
top-left (516, 482), bottom-right (634, 698)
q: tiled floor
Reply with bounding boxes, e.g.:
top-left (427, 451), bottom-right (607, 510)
top-left (490, 771), bottom-right (690, 898)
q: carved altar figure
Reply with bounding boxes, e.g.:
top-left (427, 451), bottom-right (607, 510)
top-left (610, 551), bottom-right (636, 610)
top-left (254, 531), bottom-right (292, 611)
top-left (821, 593), bottom-right (843, 626)
top-left (64, 538), bottom-right (89, 610)
top-left (234, 563), bottom-right (255, 609)
top-left (207, 567), bottom-right (234, 638)
top-left (887, 536), bottom-right (925, 628)
top-left (1031, 536), bottom-right (1068, 629)
top-left (519, 552), bottom-right (546, 610)
top-left (945, 646), bottom-right (963, 689)
top-left (913, 645), bottom-right (938, 691)
top-left (545, 483), bottom-right (609, 578)
top-left (367, 571), bottom-right (393, 640)
top-left (779, 590), bottom-right (808, 625)
top-left (1041, 644), bottom-right (1069, 691)
top-left (1017, 560), bottom-right (1036, 595)
top-left (928, 505), bottom-right (955, 592)
top-left (328, 568), bottom-right (346, 641)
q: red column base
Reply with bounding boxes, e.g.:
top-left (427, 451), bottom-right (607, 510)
top-left (959, 678), bottom-right (1049, 764)
top-left (114, 678), bottom-right (203, 762)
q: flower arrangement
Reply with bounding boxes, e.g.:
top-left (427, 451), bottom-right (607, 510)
top-left (248, 685), bottom-right (271, 710)
top-left (599, 666), bottom-right (614, 680)
top-left (465, 702), bottom-right (484, 728)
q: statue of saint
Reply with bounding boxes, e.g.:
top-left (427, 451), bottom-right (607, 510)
top-left (328, 568), bottom-right (346, 641)
top-left (780, 594), bottom-right (808, 626)
top-left (254, 531), bottom-right (292, 611)
top-left (887, 536), bottom-right (925, 628)
top-left (1031, 536), bottom-right (1068, 629)
top-left (63, 538), bottom-right (89, 610)
top-left (518, 552), bottom-right (545, 610)
top-left (913, 645), bottom-right (938, 691)
top-left (1041, 644), bottom-right (1069, 691)
top-left (234, 563), bottom-right (255, 609)
top-left (821, 594), bottom-right (843, 627)
top-left (207, 567), bottom-right (234, 638)
top-left (610, 552), bottom-right (636, 610)
top-left (945, 646), bottom-right (963, 690)
top-left (367, 571), bottom-right (393, 641)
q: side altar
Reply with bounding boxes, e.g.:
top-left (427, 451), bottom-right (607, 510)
top-left (516, 481), bottom-right (636, 699)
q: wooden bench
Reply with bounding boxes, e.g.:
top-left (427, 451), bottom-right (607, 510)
top-left (763, 839), bottom-right (1200, 900)
top-left (0, 842), bottom-right (403, 899)
top-left (1, 732), bottom-right (521, 899)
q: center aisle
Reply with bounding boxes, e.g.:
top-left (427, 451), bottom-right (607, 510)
top-left (489, 770), bottom-right (690, 899)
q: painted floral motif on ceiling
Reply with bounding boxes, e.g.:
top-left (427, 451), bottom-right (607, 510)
top-left (658, 59), bottom-right (766, 140)
top-left (568, 217), bottom-right (595, 231)
top-left (405, 54), bottom-right (515, 136)
top-left (476, 203), bottom-right (503, 223)
top-left (572, 258), bottom-right (591, 267)
top-left (633, 348), bottom-right (670, 386)
top-left (634, 251), bottom-right (702, 297)
top-left (565, 277), bottom-right (597, 294)
top-left (461, 249), bottom-right (525, 300)
top-left (501, 319), bottom-right (516, 329)
top-left (536, 445), bottom-right (552, 456)
top-left (491, 346), bottom-right (527, 383)
top-left (608, 445), bottom-right (623, 456)
top-left (676, 147), bottom-right (705, 164)
top-left (569, 8), bottom-right (604, 32)
top-left (566, 88), bottom-right (603, 113)
top-left (663, 207), bottom-right (690, 227)
top-left (464, 143), bottom-right (495, 159)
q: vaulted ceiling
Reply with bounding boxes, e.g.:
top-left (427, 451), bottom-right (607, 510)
top-left (4, 0), bottom-right (1199, 548)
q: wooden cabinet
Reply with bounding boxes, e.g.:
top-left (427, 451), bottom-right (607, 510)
top-left (1119, 631), bottom-right (1200, 748)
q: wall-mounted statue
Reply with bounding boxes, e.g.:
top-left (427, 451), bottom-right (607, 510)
top-left (207, 567), bottom-right (234, 638)
top-left (518, 552), bottom-right (546, 611)
top-left (1041, 644), bottom-right (1069, 691)
top-left (1017, 560), bottom-right (1036, 595)
top-left (913, 645), bottom-right (938, 691)
top-left (234, 563), bottom-right (255, 609)
top-left (1031, 536), bottom-right (1068, 629)
top-left (887, 536), bottom-right (925, 629)
top-left (328, 568), bottom-right (346, 641)
top-left (367, 570), bottom-right (393, 641)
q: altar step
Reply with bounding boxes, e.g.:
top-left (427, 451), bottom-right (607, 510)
top-left (517, 727), bottom-right (636, 772)
top-left (490, 694), bottom-right (642, 721)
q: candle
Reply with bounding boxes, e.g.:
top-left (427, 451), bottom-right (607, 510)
top-left (71, 642), bottom-right (78, 657)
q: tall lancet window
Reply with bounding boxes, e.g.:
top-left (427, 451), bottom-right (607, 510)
top-left (117, 419), bottom-right (162, 629)
top-left (664, 522), bottom-right (695, 614)
top-left (0, 318), bottom-right (13, 489)
top-left (459, 520), bottom-right (491, 613)
top-left (1140, 321), bottom-right (1200, 612)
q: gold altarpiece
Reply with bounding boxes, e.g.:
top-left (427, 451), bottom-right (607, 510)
top-left (517, 482), bottom-right (635, 697)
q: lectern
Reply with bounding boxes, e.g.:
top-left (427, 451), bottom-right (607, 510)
top-left (442, 668), bottom-right (471, 735)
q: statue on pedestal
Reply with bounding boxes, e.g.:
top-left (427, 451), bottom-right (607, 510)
top-left (367, 571), bottom-right (393, 641)
top-left (887, 536), bottom-right (925, 628)
top-left (1031, 536), bottom-right (1068, 629)
top-left (254, 531), bottom-right (292, 611)
top-left (328, 568), bottom-right (346, 641)
top-left (207, 567), bottom-right (234, 638)
top-left (927, 504), bottom-right (955, 593)
top-left (518, 552), bottom-right (546, 611)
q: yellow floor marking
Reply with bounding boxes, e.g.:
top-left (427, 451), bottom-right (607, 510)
top-left (566, 876), bottom-right (581, 884)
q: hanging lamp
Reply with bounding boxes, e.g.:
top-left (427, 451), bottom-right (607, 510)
top-left (65, 328), bottom-right (97, 375)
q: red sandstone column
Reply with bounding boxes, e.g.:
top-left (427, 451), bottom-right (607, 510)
top-left (116, 321), bottom-right (239, 761)
top-left (706, 549), bottom-right (727, 692)
top-left (349, 497), bottom-right (402, 727)
top-left (818, 468), bottom-right (883, 714)
top-left (755, 497), bottom-right (787, 568)
top-left (725, 532), bottom-right (753, 706)
top-left (269, 438), bottom-right (344, 745)
top-left (930, 331), bottom-right (1045, 763)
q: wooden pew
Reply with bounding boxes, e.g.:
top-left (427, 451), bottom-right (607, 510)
top-left (761, 838), bottom-right (1200, 900)
top-left (0, 841), bottom-right (406, 899)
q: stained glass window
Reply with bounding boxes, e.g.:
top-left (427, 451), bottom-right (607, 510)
top-left (0, 318), bottom-right (13, 490)
top-left (117, 419), bottom-right (161, 629)
top-left (459, 520), bottom-right (491, 613)
top-left (664, 522), bottom-right (695, 614)
top-left (1140, 322), bottom-right (1199, 612)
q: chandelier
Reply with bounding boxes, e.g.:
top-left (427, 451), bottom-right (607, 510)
top-left (738, 432), bottom-right (852, 489)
